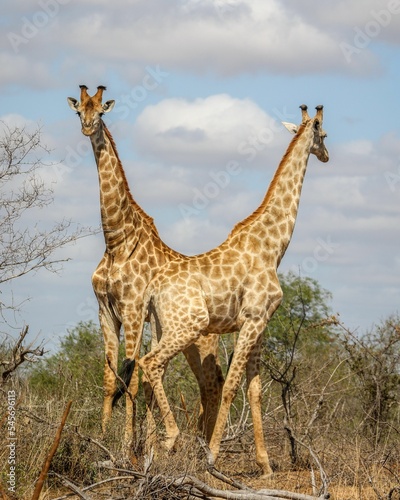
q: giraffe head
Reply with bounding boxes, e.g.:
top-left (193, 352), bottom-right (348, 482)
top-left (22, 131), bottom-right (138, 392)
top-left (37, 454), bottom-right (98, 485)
top-left (282, 105), bottom-right (329, 163)
top-left (67, 85), bottom-right (115, 136)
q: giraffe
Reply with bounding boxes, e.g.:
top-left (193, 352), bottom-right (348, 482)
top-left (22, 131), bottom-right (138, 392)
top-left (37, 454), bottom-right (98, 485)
top-left (137, 105), bottom-right (329, 475)
top-left (67, 85), bottom-right (224, 450)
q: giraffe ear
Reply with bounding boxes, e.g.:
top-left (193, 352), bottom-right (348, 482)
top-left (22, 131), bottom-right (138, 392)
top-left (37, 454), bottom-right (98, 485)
top-left (102, 100), bottom-right (115, 113)
top-left (67, 97), bottom-right (79, 111)
top-left (282, 122), bottom-right (298, 135)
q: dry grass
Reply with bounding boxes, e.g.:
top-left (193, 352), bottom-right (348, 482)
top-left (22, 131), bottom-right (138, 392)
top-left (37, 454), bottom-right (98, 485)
top-left (0, 394), bottom-right (400, 500)
top-left (1, 373), bottom-right (400, 499)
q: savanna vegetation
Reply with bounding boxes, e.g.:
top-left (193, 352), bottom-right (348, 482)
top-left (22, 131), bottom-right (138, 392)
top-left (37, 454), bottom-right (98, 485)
top-left (1, 276), bottom-right (400, 499)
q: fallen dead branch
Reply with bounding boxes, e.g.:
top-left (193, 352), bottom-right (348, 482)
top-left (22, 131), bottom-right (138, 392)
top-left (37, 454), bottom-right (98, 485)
top-left (26, 408), bottom-right (329, 499)
top-left (51, 472), bottom-right (92, 500)
top-left (53, 470), bottom-right (327, 500)
top-left (50, 454), bottom-right (329, 500)
top-left (51, 476), bottom-right (138, 500)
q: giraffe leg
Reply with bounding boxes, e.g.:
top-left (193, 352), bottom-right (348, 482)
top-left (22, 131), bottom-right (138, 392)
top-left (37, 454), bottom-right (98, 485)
top-left (207, 324), bottom-right (260, 465)
top-left (99, 310), bottom-right (121, 435)
top-left (184, 335), bottom-right (223, 442)
top-left (182, 343), bottom-right (206, 431)
top-left (122, 313), bottom-right (144, 452)
top-left (245, 291), bottom-right (282, 475)
top-left (139, 345), bottom-right (181, 452)
top-left (246, 337), bottom-right (272, 477)
top-left (201, 335), bottom-right (224, 442)
top-left (139, 321), bottom-right (207, 451)
top-left (143, 312), bottom-right (164, 453)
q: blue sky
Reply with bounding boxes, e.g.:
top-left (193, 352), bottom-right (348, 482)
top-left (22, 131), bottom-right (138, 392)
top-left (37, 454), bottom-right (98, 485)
top-left (1, 0), bottom-right (400, 350)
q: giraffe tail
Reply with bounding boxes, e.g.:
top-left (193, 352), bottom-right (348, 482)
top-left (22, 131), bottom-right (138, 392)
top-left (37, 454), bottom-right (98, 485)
top-left (112, 358), bottom-right (136, 408)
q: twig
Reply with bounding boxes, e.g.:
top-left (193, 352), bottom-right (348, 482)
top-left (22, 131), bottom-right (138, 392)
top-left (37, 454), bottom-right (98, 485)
top-left (51, 476), bottom-right (138, 500)
top-left (388, 486), bottom-right (400, 499)
top-left (51, 472), bottom-right (92, 500)
top-left (197, 436), bottom-right (252, 491)
top-left (98, 464), bottom-right (146, 479)
top-left (208, 465), bottom-right (253, 492)
top-left (31, 400), bottom-right (73, 500)
top-left (73, 426), bottom-right (117, 463)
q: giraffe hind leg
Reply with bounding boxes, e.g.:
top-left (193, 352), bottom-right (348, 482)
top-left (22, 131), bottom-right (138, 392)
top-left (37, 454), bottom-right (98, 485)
top-left (112, 358), bottom-right (136, 407)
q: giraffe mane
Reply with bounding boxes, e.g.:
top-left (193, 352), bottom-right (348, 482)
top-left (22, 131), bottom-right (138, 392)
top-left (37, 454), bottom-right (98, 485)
top-left (228, 122), bottom-right (308, 237)
top-left (102, 123), bottom-right (161, 236)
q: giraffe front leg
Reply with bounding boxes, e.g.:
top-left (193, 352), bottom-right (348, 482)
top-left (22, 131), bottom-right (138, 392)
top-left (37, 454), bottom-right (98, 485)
top-left (246, 290), bottom-right (282, 476)
top-left (143, 310), bottom-right (164, 453)
top-left (122, 316), bottom-right (143, 453)
top-left (142, 371), bottom-right (158, 453)
top-left (139, 290), bottom-right (209, 452)
top-left (139, 351), bottom-right (180, 452)
top-left (123, 359), bottom-right (138, 452)
top-left (246, 338), bottom-right (272, 477)
top-left (102, 355), bottom-right (117, 434)
top-left (99, 313), bottom-right (121, 436)
top-left (208, 316), bottom-right (270, 470)
top-left (208, 352), bottom-right (245, 465)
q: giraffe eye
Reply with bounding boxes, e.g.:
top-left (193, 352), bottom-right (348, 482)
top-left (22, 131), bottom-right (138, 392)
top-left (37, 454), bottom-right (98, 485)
top-left (76, 111), bottom-right (81, 117)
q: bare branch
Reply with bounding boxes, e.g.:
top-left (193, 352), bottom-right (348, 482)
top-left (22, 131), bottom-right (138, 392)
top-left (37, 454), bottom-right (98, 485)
top-left (51, 472), bottom-right (92, 500)
top-left (0, 121), bottom-right (95, 311)
top-left (0, 326), bottom-right (45, 384)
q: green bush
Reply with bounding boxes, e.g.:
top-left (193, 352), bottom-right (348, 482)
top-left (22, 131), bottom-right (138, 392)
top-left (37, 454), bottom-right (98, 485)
top-left (28, 321), bottom-right (105, 400)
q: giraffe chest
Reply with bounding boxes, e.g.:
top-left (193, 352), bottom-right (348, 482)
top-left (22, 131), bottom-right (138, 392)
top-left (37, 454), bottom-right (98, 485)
top-left (205, 293), bottom-right (242, 333)
top-left (92, 252), bottom-right (159, 306)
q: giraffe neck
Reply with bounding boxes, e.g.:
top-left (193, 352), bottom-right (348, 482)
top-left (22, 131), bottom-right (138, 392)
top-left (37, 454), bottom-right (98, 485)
top-left (231, 123), bottom-right (313, 264)
top-left (90, 122), bottom-right (140, 253)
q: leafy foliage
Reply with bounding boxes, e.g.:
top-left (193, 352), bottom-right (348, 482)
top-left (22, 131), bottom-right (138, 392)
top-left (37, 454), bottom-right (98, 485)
top-left (28, 321), bottom-right (105, 399)
top-left (263, 271), bottom-right (339, 376)
top-left (342, 315), bottom-right (400, 443)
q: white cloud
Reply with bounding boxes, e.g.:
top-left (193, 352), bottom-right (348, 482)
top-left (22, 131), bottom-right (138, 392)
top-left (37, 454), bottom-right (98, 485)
top-left (2, 0), bottom-right (383, 90)
top-left (61, 0), bottom-right (363, 76)
top-left (282, 0), bottom-right (400, 44)
top-left (133, 93), bottom-right (285, 167)
top-left (160, 217), bottom-right (231, 255)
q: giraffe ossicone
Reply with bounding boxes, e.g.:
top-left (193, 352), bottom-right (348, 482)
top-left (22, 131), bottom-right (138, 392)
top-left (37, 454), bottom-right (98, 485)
top-left (138, 104), bottom-right (329, 475)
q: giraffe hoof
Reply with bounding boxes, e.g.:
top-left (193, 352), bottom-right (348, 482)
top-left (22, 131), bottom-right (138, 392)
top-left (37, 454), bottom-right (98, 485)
top-left (260, 471), bottom-right (274, 480)
top-left (205, 451), bottom-right (216, 469)
top-left (163, 433), bottom-right (179, 452)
